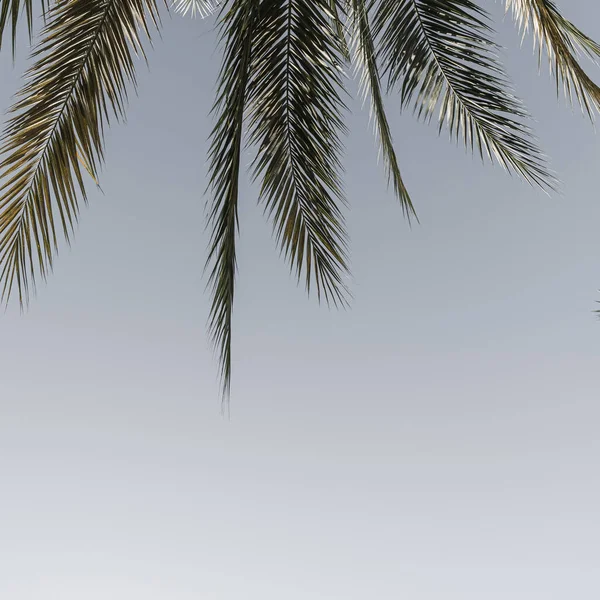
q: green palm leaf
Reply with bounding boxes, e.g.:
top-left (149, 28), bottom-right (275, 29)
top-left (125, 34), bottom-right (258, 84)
top-left (206, 0), bottom-right (259, 398)
top-left (0, 0), bottom-right (159, 304)
top-left (373, 0), bottom-right (555, 190)
top-left (506, 0), bottom-right (600, 119)
top-left (245, 0), bottom-right (350, 305)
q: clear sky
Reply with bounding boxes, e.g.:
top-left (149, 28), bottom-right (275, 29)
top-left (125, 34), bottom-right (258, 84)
top-left (1, 2), bottom-right (600, 599)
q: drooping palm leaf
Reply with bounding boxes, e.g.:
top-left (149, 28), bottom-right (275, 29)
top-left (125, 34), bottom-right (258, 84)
top-left (0, 0), bottom-right (159, 304)
top-left (505, 0), bottom-right (600, 119)
top-left (348, 0), bottom-right (415, 219)
top-left (244, 0), bottom-right (350, 310)
top-left (206, 0), bottom-right (259, 398)
top-left (373, 0), bottom-right (555, 190)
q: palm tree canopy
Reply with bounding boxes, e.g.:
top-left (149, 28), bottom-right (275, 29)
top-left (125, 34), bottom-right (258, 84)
top-left (0, 0), bottom-right (599, 400)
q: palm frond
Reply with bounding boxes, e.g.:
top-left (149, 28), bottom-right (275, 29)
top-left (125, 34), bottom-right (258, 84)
top-left (0, 0), bottom-right (159, 305)
top-left (373, 0), bottom-right (555, 190)
top-left (245, 0), bottom-right (350, 309)
top-left (349, 0), bottom-right (415, 220)
top-left (506, 0), bottom-right (600, 119)
top-left (206, 0), bottom-right (258, 398)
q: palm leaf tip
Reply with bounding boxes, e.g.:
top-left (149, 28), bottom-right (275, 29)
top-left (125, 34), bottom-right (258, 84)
top-left (373, 0), bottom-right (556, 192)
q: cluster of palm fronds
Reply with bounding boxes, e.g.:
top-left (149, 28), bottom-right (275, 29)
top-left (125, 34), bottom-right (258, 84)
top-left (0, 0), bottom-right (599, 398)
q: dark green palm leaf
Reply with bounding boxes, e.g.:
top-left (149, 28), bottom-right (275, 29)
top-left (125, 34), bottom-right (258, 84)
top-left (206, 0), bottom-right (259, 398)
top-left (0, 0), bottom-right (159, 304)
top-left (373, 0), bottom-right (555, 190)
top-left (245, 0), bottom-right (350, 306)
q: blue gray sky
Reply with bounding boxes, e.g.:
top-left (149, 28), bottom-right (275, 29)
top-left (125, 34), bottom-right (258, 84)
top-left (1, 1), bottom-right (600, 598)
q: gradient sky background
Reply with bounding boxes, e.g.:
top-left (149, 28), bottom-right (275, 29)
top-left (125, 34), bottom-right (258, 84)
top-left (2, 1), bottom-right (600, 598)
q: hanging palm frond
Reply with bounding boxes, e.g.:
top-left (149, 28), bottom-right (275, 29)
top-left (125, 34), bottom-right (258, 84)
top-left (0, 0), bottom-right (159, 304)
top-left (373, 0), bottom-right (555, 190)
top-left (205, 0), bottom-right (259, 398)
top-left (245, 0), bottom-right (351, 310)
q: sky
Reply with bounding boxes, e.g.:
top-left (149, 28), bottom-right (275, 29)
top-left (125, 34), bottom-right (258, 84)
top-left (1, 1), bottom-right (600, 599)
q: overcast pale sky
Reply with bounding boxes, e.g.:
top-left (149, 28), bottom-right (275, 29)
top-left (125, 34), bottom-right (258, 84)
top-left (2, 2), bottom-right (600, 599)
